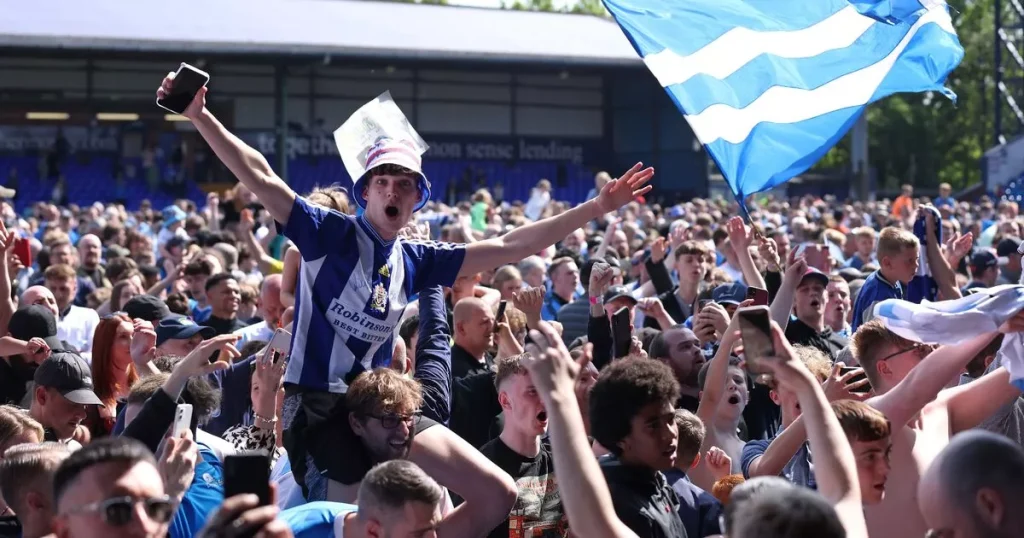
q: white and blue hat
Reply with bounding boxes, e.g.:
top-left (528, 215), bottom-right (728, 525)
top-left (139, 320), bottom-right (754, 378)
top-left (353, 136), bottom-right (431, 212)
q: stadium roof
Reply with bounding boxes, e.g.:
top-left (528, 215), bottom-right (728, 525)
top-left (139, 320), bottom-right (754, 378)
top-left (0, 0), bottom-right (643, 66)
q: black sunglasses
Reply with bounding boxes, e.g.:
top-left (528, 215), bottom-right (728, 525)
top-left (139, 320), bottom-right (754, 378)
top-left (66, 495), bottom-right (175, 526)
top-left (365, 412), bottom-right (417, 430)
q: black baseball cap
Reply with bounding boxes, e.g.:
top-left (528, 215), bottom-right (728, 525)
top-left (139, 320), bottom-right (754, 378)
top-left (33, 352), bottom-right (103, 406)
top-left (156, 316), bottom-right (215, 347)
top-left (970, 250), bottom-right (998, 271)
top-left (997, 236), bottom-right (1022, 258)
top-left (124, 295), bottom-right (172, 323)
top-left (603, 286), bottom-right (638, 305)
top-left (9, 305), bottom-right (63, 351)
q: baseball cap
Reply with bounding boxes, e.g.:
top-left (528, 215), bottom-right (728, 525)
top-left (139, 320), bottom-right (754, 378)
top-left (9, 305), bottom-right (63, 351)
top-left (712, 282), bottom-right (748, 306)
top-left (33, 352), bottom-right (103, 406)
top-left (124, 295), bottom-right (172, 323)
top-left (354, 137), bottom-right (431, 212)
top-left (970, 250), bottom-right (999, 271)
top-left (798, 267), bottom-right (830, 287)
top-left (837, 267), bottom-right (867, 282)
top-left (156, 316), bottom-right (216, 347)
top-left (603, 286), bottom-right (638, 306)
top-left (162, 205), bottom-right (187, 227)
top-left (997, 236), bottom-right (1021, 258)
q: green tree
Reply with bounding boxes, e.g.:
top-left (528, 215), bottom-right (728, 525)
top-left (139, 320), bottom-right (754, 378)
top-left (814, 0), bottom-right (999, 190)
top-left (502, 0), bottom-right (608, 17)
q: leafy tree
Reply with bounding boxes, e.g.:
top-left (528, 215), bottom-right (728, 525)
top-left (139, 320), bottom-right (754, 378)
top-left (816, 0), bottom-right (1000, 190)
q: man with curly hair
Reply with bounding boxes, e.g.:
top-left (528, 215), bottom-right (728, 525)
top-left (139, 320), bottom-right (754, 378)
top-left (590, 357), bottom-right (685, 538)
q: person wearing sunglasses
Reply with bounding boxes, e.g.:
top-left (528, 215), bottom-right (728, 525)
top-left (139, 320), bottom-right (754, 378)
top-left (52, 437), bottom-right (174, 538)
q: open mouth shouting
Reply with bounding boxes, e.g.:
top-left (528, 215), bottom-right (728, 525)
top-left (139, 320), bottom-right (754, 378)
top-left (384, 205), bottom-right (400, 219)
top-left (537, 411), bottom-right (548, 426)
top-left (727, 394), bottom-right (741, 405)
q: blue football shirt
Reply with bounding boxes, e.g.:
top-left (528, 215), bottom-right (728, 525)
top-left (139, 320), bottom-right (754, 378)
top-left (279, 196), bottom-right (466, 393)
top-left (280, 501), bottom-right (357, 538)
top-left (851, 270), bottom-right (904, 331)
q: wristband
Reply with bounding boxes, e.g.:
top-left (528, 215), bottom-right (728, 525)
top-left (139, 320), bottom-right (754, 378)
top-left (590, 296), bottom-right (603, 306)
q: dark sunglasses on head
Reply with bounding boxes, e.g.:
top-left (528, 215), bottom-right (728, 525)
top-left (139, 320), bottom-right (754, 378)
top-left (65, 495), bottom-right (175, 526)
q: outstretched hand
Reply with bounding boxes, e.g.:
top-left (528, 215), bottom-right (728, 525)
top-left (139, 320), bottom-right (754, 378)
top-left (595, 163), bottom-right (654, 214)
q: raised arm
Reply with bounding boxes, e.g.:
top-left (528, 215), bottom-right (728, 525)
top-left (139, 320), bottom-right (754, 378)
top-left (871, 331), bottom-right (1000, 429)
top-left (943, 366), bottom-right (1023, 434)
top-left (725, 217), bottom-right (767, 290)
top-left (759, 321), bottom-right (867, 538)
top-left (768, 256), bottom-right (808, 331)
top-left (922, 207), bottom-right (961, 300)
top-left (280, 247), bottom-right (300, 308)
top-left (413, 286), bottom-right (453, 425)
top-left (458, 164), bottom-right (653, 277)
top-left (0, 223), bottom-right (17, 334)
top-left (523, 325), bottom-right (641, 538)
top-left (695, 308), bottom-right (742, 423)
top-left (158, 71), bottom-right (296, 224)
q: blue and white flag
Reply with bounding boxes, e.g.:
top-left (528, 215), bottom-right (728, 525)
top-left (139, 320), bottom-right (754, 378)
top-left (872, 285), bottom-right (1024, 391)
top-left (602, 0), bottom-right (964, 199)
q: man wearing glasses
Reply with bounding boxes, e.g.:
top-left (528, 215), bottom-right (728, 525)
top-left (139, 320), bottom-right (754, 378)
top-left (52, 437), bottom-right (174, 538)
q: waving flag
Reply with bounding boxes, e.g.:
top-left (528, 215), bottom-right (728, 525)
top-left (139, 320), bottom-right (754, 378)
top-left (602, 0), bottom-right (964, 200)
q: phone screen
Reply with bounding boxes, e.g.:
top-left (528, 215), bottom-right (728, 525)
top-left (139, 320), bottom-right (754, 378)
top-left (157, 64), bottom-right (210, 114)
top-left (840, 367), bottom-right (871, 393)
top-left (494, 301), bottom-right (508, 333)
top-left (737, 307), bottom-right (774, 378)
top-left (224, 452), bottom-right (272, 506)
top-left (612, 307), bottom-right (632, 359)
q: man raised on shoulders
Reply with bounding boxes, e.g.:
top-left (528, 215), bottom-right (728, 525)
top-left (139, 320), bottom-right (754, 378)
top-left (158, 69), bottom-right (653, 532)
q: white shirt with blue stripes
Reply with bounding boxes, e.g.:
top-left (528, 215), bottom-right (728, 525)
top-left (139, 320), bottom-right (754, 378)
top-left (279, 197), bottom-right (465, 393)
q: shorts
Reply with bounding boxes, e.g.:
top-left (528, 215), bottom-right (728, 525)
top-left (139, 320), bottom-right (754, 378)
top-left (282, 384), bottom-right (439, 501)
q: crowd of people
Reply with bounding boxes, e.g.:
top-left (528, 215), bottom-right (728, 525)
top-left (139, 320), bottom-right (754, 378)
top-left (0, 68), bottom-right (1020, 538)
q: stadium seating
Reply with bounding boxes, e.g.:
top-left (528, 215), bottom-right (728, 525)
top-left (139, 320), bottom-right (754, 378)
top-left (1, 152), bottom-right (597, 211)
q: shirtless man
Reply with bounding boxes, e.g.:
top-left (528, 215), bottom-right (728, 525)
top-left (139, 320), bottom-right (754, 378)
top-left (756, 316), bottom-right (1024, 538)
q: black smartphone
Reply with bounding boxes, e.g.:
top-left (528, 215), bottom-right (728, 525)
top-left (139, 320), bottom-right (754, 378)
top-left (612, 307), bottom-right (632, 359)
top-left (157, 63), bottom-right (210, 115)
top-left (223, 451), bottom-right (272, 506)
top-left (736, 306), bottom-right (774, 379)
top-left (840, 366), bottom-right (871, 393)
top-left (494, 300), bottom-right (507, 333)
top-left (746, 286), bottom-right (769, 306)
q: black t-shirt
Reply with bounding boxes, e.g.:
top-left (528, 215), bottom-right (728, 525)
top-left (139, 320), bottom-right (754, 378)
top-left (784, 318), bottom-right (848, 361)
top-left (0, 357), bottom-right (36, 406)
top-left (451, 344), bottom-right (494, 380)
top-left (479, 438), bottom-right (569, 538)
top-left (203, 315), bottom-right (249, 336)
top-left (676, 394), bottom-right (700, 414)
top-left (450, 371), bottom-right (503, 449)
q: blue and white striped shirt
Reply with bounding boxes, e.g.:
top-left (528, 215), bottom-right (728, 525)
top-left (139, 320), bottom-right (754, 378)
top-left (279, 197), bottom-right (465, 393)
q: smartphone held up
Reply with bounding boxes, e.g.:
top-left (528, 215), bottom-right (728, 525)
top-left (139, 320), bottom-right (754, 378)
top-left (736, 306), bottom-right (775, 383)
